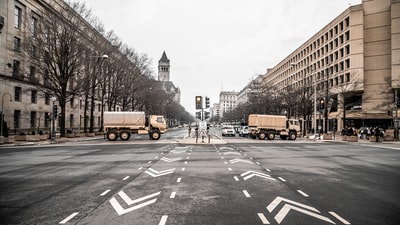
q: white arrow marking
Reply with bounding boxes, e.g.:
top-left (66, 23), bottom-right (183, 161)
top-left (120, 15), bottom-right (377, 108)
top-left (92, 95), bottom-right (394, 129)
top-left (160, 157), bottom-right (182, 162)
top-left (229, 158), bottom-right (254, 164)
top-left (223, 151), bottom-right (241, 155)
top-left (267, 196), bottom-right (335, 224)
top-left (275, 204), bottom-right (335, 224)
top-left (145, 168), bottom-right (175, 177)
top-left (241, 171), bottom-right (276, 181)
top-left (267, 196), bottom-right (318, 213)
top-left (257, 213), bottom-right (270, 224)
top-left (109, 191), bottom-right (161, 216)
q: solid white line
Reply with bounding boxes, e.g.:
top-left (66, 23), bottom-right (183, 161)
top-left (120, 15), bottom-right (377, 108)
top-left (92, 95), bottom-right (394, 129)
top-left (329, 211), bottom-right (351, 224)
top-left (242, 190), bottom-right (251, 197)
top-left (297, 189), bottom-right (309, 197)
top-left (158, 215), bottom-right (168, 225)
top-left (257, 213), bottom-right (270, 224)
top-left (228, 168), bottom-right (232, 171)
top-left (100, 189), bottom-right (111, 196)
top-left (278, 177), bottom-right (286, 182)
top-left (177, 177), bottom-right (182, 183)
top-left (170, 192), bottom-right (176, 198)
top-left (138, 167), bottom-right (143, 170)
top-left (148, 161), bottom-right (152, 164)
top-left (234, 176), bottom-right (239, 181)
top-left (123, 176), bottom-right (130, 181)
top-left (59, 212), bottom-right (79, 224)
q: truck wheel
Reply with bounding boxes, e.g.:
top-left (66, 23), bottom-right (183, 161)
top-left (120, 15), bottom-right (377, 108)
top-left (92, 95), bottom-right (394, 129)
top-left (120, 131), bottom-right (131, 141)
top-left (289, 132), bottom-right (297, 140)
top-left (151, 130), bottom-right (161, 140)
top-left (267, 132), bottom-right (275, 140)
top-left (107, 131), bottom-right (118, 141)
top-left (258, 132), bottom-right (266, 140)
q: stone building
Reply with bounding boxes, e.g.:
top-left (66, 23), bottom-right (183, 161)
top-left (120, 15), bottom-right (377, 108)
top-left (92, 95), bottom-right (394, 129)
top-left (158, 51), bottom-right (181, 103)
top-left (262, 0), bottom-right (400, 132)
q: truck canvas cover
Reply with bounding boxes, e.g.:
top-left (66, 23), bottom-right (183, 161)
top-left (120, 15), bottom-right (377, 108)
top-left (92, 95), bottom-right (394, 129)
top-left (248, 114), bottom-right (287, 129)
top-left (104, 111), bottom-right (145, 127)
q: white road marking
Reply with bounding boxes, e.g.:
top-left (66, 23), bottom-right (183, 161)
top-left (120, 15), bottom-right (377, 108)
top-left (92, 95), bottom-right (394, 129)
top-left (297, 190), bottom-right (309, 197)
top-left (59, 212), bottom-right (79, 224)
top-left (242, 190), bottom-right (251, 197)
top-left (257, 213), bottom-right (270, 224)
top-left (234, 176), bottom-right (239, 181)
top-left (158, 215), bottom-right (168, 225)
top-left (148, 161), bottom-right (152, 164)
top-left (329, 211), bottom-right (351, 224)
top-left (184, 161), bottom-right (188, 164)
top-left (265, 168), bottom-right (271, 172)
top-left (182, 168), bottom-right (185, 171)
top-left (177, 177), bottom-right (182, 183)
top-left (170, 192), bottom-right (176, 198)
top-left (228, 167), bottom-right (233, 171)
top-left (100, 189), bottom-right (111, 196)
top-left (278, 177), bottom-right (286, 182)
top-left (224, 161), bottom-right (228, 164)
top-left (138, 167), bottom-right (143, 170)
top-left (122, 176), bottom-right (130, 181)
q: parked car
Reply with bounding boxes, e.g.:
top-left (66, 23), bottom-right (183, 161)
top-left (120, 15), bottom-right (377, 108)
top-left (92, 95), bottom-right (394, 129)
top-left (222, 125), bottom-right (235, 136)
top-left (239, 126), bottom-right (249, 137)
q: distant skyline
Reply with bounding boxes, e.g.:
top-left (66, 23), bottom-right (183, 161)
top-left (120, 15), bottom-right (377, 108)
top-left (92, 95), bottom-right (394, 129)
top-left (78, 0), bottom-right (362, 115)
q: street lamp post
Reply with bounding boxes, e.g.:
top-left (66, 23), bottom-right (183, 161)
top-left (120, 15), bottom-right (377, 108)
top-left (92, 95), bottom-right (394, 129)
top-left (1, 93), bottom-right (12, 137)
top-left (51, 96), bottom-right (57, 143)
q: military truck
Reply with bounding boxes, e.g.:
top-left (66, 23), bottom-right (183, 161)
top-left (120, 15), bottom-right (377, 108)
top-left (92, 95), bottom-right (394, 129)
top-left (103, 111), bottom-right (167, 141)
top-left (248, 114), bottom-right (300, 140)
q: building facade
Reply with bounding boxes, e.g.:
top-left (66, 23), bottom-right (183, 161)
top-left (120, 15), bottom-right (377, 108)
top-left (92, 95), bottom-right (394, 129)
top-left (218, 91), bottom-right (238, 119)
top-left (262, 0), bottom-right (400, 132)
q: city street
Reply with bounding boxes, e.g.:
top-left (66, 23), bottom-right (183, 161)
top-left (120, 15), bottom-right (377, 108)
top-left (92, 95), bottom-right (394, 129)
top-left (0, 128), bottom-right (399, 225)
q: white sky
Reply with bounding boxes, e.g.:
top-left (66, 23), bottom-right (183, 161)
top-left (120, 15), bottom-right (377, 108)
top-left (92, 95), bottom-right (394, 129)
top-left (78, 0), bottom-right (362, 115)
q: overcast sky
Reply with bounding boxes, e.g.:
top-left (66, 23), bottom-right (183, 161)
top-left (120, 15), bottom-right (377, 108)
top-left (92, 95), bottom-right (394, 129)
top-left (78, 0), bottom-right (362, 115)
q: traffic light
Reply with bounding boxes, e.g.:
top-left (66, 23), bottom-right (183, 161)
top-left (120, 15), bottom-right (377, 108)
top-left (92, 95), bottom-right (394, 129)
top-left (204, 111), bottom-right (210, 119)
top-left (195, 111), bottom-right (202, 120)
top-left (205, 97), bottom-right (210, 108)
top-left (53, 105), bottom-right (58, 118)
top-left (319, 98), bottom-right (325, 112)
top-left (195, 96), bottom-right (203, 109)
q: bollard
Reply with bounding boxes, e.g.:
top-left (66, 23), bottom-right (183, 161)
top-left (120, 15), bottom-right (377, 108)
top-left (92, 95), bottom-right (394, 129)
top-left (208, 134), bottom-right (210, 144)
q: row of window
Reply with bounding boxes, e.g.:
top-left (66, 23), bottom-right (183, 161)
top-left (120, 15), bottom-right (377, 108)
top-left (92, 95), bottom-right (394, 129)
top-left (11, 110), bottom-right (101, 129)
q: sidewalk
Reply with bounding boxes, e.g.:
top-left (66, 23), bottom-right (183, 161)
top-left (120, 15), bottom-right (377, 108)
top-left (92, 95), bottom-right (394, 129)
top-left (0, 135), bottom-right (104, 147)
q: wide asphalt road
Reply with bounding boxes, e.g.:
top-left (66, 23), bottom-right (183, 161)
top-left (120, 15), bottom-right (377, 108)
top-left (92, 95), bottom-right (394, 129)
top-left (0, 128), bottom-right (399, 225)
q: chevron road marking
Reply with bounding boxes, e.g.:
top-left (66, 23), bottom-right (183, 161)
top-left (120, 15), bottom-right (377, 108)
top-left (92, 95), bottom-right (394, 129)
top-left (145, 168), bottom-right (175, 177)
top-left (160, 157), bottom-right (182, 162)
top-left (223, 151), bottom-right (241, 155)
top-left (109, 191), bottom-right (161, 216)
top-left (266, 196), bottom-right (335, 224)
top-left (241, 171), bottom-right (276, 181)
top-left (229, 158), bottom-right (254, 164)
top-left (170, 149), bottom-right (187, 154)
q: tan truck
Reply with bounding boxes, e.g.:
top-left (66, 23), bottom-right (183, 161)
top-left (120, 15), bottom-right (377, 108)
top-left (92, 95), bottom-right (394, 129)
top-left (248, 114), bottom-right (300, 140)
top-left (104, 111), bottom-right (167, 141)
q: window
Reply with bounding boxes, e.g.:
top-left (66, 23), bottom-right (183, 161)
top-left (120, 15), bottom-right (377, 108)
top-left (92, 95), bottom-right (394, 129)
top-left (45, 93), bottom-right (50, 105)
top-left (29, 66), bottom-right (36, 82)
top-left (30, 44), bottom-right (37, 58)
top-left (31, 90), bottom-right (37, 103)
top-left (31, 16), bottom-right (37, 37)
top-left (70, 114), bottom-right (74, 128)
top-left (70, 97), bottom-right (74, 108)
top-left (14, 37), bottom-right (21, 52)
top-left (15, 87), bottom-right (21, 101)
top-left (14, 110), bottom-right (21, 129)
top-left (346, 73), bottom-right (351, 82)
top-left (14, 6), bottom-right (21, 29)
top-left (12, 60), bottom-right (21, 78)
top-left (45, 112), bottom-right (50, 128)
top-left (30, 111), bottom-right (36, 128)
